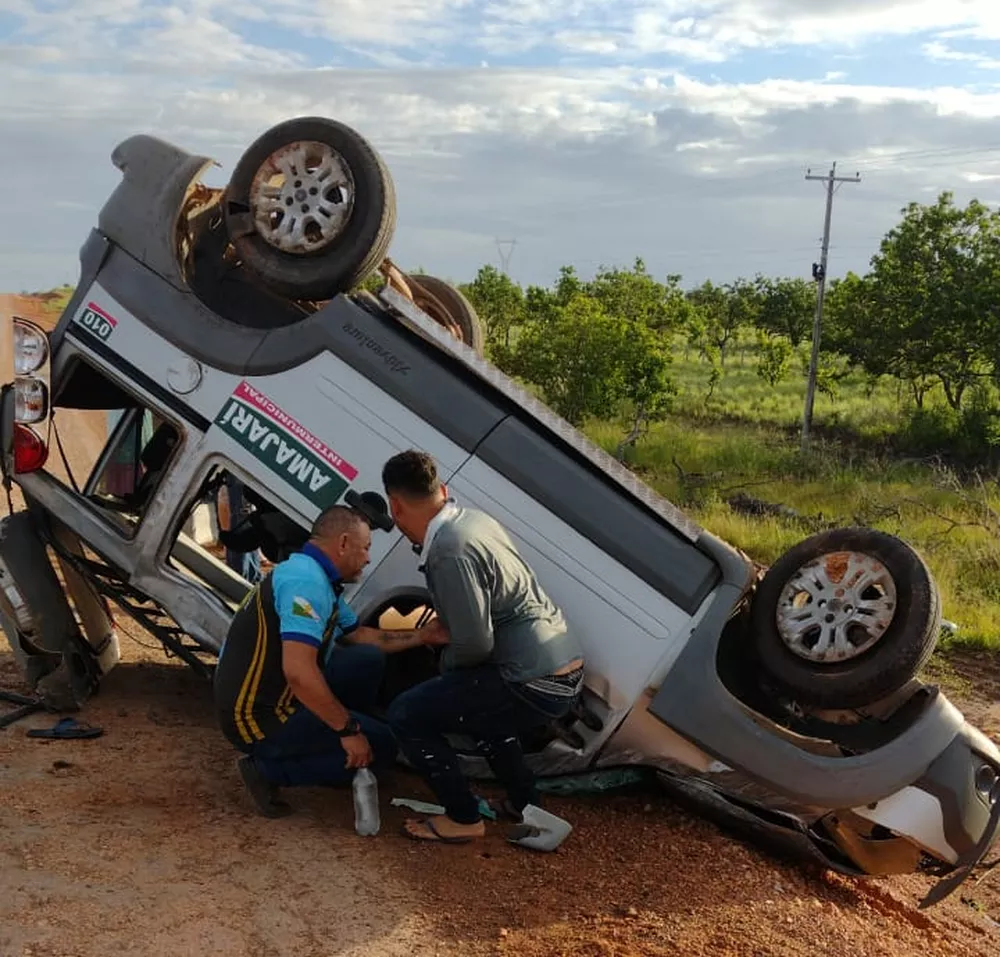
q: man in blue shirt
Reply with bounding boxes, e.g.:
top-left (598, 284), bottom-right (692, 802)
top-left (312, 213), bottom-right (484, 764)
top-left (214, 503), bottom-right (447, 817)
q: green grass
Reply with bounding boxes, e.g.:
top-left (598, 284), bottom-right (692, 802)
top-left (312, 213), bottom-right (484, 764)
top-left (667, 336), bottom-right (917, 445)
top-left (585, 415), bottom-right (1000, 650)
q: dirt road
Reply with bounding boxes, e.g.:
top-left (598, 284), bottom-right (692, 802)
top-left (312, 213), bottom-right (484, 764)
top-left (1, 618), bottom-right (999, 957)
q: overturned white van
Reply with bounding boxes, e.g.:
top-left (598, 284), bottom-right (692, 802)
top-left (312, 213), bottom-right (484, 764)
top-left (1, 116), bottom-right (997, 907)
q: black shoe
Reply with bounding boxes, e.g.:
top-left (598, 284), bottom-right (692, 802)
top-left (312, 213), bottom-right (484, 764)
top-left (237, 756), bottom-right (293, 818)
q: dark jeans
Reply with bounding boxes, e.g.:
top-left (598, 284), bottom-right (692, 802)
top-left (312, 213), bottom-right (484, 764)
top-left (249, 644), bottom-right (397, 787)
top-left (386, 665), bottom-right (580, 825)
top-left (221, 477), bottom-right (261, 585)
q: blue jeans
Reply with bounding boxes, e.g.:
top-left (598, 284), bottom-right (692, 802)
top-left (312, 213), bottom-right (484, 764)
top-left (386, 664), bottom-right (581, 825)
top-left (226, 546), bottom-right (261, 585)
top-left (250, 644), bottom-right (397, 787)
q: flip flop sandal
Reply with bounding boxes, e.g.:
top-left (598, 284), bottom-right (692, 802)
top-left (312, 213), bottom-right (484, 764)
top-left (400, 817), bottom-right (476, 844)
top-left (27, 717), bottom-right (103, 740)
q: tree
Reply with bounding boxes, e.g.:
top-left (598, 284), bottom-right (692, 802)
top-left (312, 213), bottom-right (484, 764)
top-left (460, 265), bottom-right (526, 363)
top-left (828, 192), bottom-right (1000, 411)
top-left (753, 275), bottom-right (816, 347)
top-left (755, 330), bottom-right (794, 387)
top-left (585, 258), bottom-right (691, 335)
top-left (510, 293), bottom-right (674, 429)
top-left (685, 278), bottom-right (759, 367)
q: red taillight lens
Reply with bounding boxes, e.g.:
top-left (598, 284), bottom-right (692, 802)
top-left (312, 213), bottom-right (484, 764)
top-left (13, 424), bottom-right (48, 473)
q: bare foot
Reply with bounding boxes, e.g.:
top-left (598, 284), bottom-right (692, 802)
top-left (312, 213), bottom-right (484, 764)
top-left (401, 815), bottom-right (486, 844)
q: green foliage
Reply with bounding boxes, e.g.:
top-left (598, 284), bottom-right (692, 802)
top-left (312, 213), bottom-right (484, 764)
top-left (755, 330), bottom-right (794, 387)
top-left (460, 265), bottom-right (526, 365)
top-left (509, 293), bottom-right (674, 427)
top-left (586, 258), bottom-right (691, 334)
top-left (827, 192), bottom-right (1000, 412)
top-left (353, 271), bottom-right (385, 295)
top-left (685, 278), bottom-right (759, 367)
top-left (753, 275), bottom-right (816, 347)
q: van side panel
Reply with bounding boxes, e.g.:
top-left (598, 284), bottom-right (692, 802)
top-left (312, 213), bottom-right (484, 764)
top-left (476, 418), bottom-right (721, 615)
top-left (447, 456), bottom-right (696, 715)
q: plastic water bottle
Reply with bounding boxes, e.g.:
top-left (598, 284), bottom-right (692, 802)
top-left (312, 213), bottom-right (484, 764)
top-left (352, 768), bottom-right (380, 836)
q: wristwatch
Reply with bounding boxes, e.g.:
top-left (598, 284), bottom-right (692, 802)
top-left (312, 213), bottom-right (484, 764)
top-left (335, 716), bottom-right (362, 738)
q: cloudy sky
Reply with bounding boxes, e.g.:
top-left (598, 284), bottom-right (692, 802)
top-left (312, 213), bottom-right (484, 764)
top-left (2, 1), bottom-right (1000, 294)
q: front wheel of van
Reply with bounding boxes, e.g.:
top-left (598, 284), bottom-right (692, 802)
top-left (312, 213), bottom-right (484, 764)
top-left (749, 527), bottom-right (941, 710)
top-left (223, 116), bottom-right (396, 302)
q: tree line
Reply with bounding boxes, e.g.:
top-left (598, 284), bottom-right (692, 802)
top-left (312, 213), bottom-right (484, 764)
top-left (453, 191), bottom-right (1000, 465)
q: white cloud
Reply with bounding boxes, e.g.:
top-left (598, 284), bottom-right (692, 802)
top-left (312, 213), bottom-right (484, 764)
top-left (923, 40), bottom-right (1000, 69)
top-left (3, 1), bottom-right (1000, 294)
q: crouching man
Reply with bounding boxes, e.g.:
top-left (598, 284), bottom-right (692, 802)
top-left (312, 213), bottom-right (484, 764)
top-left (214, 503), bottom-right (447, 817)
top-left (382, 450), bottom-right (586, 844)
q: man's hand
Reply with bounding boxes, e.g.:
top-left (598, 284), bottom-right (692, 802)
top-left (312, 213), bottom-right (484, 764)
top-left (342, 731), bottom-right (373, 769)
top-left (418, 618), bottom-right (450, 647)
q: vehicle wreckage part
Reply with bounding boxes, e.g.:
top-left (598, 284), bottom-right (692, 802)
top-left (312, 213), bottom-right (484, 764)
top-left (405, 273), bottom-right (486, 356)
top-left (750, 528), bottom-right (940, 710)
top-left (647, 531), bottom-right (964, 808)
top-left (820, 810), bottom-right (923, 875)
top-left (46, 517), bottom-right (121, 679)
top-left (0, 511), bottom-right (103, 710)
top-left (224, 116), bottom-right (396, 301)
top-left (0, 690), bottom-right (46, 730)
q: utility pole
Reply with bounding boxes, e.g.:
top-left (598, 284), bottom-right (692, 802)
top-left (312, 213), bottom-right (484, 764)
top-left (801, 162), bottom-right (860, 452)
top-left (496, 238), bottom-right (517, 274)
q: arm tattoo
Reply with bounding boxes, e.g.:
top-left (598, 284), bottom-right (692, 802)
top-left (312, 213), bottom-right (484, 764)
top-left (378, 630), bottom-right (419, 644)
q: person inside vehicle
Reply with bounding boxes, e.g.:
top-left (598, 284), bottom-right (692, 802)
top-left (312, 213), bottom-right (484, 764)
top-left (213, 502), bottom-right (448, 817)
top-left (214, 472), bottom-right (262, 585)
top-left (381, 449), bottom-right (586, 844)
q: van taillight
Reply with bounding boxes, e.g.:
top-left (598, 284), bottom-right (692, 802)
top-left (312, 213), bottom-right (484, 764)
top-left (13, 424), bottom-right (48, 473)
top-left (14, 377), bottom-right (48, 424)
top-left (13, 322), bottom-right (49, 375)
top-left (8, 317), bottom-right (52, 474)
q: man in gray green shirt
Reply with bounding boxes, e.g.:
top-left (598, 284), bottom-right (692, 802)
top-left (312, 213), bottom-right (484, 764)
top-left (382, 449), bottom-right (585, 844)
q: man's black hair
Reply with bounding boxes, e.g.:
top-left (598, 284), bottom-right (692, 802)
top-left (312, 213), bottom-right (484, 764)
top-left (310, 504), bottom-right (366, 540)
top-left (382, 449), bottom-right (441, 500)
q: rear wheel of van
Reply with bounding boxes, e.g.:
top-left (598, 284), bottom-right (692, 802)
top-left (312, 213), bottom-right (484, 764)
top-left (749, 527), bottom-right (940, 710)
top-left (408, 273), bottom-right (486, 355)
top-left (223, 116), bottom-right (396, 301)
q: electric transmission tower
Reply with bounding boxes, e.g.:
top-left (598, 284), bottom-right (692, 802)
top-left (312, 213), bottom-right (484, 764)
top-left (495, 238), bottom-right (517, 274)
top-left (801, 162), bottom-right (861, 452)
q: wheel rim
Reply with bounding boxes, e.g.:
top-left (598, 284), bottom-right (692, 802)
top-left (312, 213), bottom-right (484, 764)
top-left (249, 140), bottom-right (355, 254)
top-left (775, 550), bottom-right (898, 663)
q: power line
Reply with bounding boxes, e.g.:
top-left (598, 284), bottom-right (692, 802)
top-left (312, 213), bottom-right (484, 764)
top-left (801, 161), bottom-right (861, 453)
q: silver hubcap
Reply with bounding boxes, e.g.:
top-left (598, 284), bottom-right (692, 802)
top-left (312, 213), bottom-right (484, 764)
top-left (250, 140), bottom-right (354, 254)
top-left (776, 551), bottom-right (897, 663)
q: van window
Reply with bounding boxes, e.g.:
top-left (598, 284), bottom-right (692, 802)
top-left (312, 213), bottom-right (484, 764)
top-left (49, 357), bottom-right (183, 539)
top-left (166, 462), bottom-right (309, 609)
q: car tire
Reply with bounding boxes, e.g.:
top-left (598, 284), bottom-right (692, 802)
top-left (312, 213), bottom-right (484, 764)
top-left (749, 527), bottom-right (940, 710)
top-left (408, 273), bottom-right (486, 355)
top-left (222, 116), bottom-right (396, 301)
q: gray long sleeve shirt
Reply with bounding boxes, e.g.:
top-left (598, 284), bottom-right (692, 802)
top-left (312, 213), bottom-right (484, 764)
top-left (420, 505), bottom-right (583, 684)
